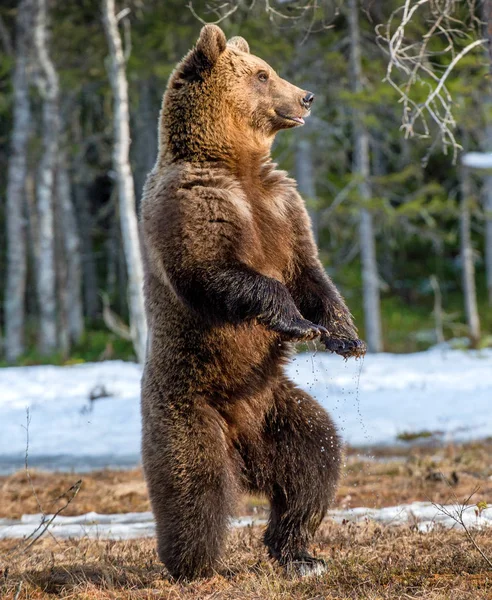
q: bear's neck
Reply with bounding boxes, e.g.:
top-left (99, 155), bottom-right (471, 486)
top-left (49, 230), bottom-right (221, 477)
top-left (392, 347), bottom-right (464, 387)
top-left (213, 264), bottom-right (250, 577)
top-left (158, 98), bottom-right (274, 174)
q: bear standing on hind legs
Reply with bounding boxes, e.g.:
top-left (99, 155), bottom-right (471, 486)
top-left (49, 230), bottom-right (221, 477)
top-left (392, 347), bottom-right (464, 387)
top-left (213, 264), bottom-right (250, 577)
top-left (140, 24), bottom-right (366, 580)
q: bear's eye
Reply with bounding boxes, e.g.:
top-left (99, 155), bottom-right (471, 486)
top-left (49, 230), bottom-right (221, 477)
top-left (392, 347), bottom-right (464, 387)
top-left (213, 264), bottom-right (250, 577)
top-left (257, 71), bottom-right (269, 83)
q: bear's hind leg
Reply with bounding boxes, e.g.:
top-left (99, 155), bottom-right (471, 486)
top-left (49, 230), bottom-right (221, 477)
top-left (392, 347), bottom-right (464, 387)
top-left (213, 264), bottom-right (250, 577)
top-left (142, 400), bottom-right (238, 580)
top-left (240, 380), bottom-right (341, 575)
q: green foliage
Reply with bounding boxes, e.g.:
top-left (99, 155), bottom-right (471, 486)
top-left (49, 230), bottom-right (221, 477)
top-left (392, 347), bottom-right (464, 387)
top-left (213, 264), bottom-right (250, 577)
top-left (396, 430), bottom-right (437, 442)
top-left (0, 329), bottom-right (135, 367)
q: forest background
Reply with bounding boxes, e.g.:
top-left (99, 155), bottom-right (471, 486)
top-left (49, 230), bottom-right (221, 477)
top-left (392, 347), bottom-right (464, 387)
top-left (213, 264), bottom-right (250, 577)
top-left (1, 0), bottom-right (491, 366)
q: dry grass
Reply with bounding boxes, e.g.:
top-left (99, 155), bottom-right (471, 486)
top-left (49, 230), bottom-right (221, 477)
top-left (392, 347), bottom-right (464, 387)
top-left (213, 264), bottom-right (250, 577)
top-left (1, 440), bottom-right (492, 519)
top-left (2, 522), bottom-right (492, 599)
top-left (1, 440), bottom-right (492, 599)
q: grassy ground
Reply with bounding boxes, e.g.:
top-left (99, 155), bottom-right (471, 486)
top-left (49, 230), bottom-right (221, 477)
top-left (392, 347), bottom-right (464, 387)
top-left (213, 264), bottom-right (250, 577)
top-left (1, 441), bottom-right (492, 599)
top-left (1, 441), bottom-right (491, 519)
top-left (2, 522), bottom-right (492, 599)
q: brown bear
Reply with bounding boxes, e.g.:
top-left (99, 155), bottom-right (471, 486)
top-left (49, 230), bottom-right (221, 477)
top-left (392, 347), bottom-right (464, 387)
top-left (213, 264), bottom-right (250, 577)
top-left (140, 24), bottom-right (365, 581)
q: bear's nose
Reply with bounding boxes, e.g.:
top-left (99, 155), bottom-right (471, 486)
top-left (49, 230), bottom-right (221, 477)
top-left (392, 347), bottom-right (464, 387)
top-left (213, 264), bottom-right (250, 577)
top-left (301, 92), bottom-right (314, 109)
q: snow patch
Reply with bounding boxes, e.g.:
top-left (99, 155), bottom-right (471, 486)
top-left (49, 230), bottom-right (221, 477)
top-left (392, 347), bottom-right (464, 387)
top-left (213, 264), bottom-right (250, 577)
top-left (1, 502), bottom-right (491, 540)
top-left (0, 348), bottom-right (491, 472)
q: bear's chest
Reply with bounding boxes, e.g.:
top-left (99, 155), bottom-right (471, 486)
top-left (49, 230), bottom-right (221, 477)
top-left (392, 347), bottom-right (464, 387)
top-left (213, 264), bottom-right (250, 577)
top-left (242, 185), bottom-right (295, 282)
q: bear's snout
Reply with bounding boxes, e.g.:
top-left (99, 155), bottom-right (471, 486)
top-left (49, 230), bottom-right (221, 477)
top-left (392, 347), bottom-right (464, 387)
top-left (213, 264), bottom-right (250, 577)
top-left (301, 92), bottom-right (314, 110)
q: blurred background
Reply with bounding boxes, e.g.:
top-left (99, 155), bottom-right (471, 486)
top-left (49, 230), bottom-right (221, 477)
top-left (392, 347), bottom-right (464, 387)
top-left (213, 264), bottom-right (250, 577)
top-left (0, 0), bottom-right (491, 368)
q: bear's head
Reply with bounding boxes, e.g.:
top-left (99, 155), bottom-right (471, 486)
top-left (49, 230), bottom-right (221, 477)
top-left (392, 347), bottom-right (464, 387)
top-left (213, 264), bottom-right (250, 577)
top-left (159, 25), bottom-right (314, 163)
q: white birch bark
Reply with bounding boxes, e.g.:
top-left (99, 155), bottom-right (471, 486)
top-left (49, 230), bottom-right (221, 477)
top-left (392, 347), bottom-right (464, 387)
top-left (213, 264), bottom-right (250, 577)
top-left (348, 0), bottom-right (383, 353)
top-left (55, 188), bottom-right (70, 359)
top-left (33, 0), bottom-right (59, 355)
top-left (460, 166), bottom-right (481, 348)
top-left (57, 147), bottom-right (84, 345)
top-left (102, 0), bottom-right (147, 363)
top-left (4, 0), bottom-right (32, 362)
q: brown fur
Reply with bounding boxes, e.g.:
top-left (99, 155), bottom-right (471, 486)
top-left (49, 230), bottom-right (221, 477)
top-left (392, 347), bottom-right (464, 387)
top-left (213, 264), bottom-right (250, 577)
top-left (140, 25), bottom-right (365, 581)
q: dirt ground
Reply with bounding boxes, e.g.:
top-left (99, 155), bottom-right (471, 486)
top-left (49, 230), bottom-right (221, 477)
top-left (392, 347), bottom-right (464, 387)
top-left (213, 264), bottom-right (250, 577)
top-left (1, 440), bottom-right (492, 599)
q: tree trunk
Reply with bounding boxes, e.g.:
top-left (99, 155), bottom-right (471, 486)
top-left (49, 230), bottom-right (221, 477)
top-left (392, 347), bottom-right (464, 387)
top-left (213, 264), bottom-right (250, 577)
top-left (4, 0), bottom-right (32, 363)
top-left (485, 170), bottom-right (492, 305)
top-left (482, 1), bottom-right (492, 305)
top-left (460, 166), bottom-right (481, 348)
top-left (348, 0), bottom-right (383, 353)
top-left (102, 0), bottom-right (147, 363)
top-left (57, 146), bottom-right (85, 345)
top-left (74, 178), bottom-right (100, 322)
top-left (132, 77), bottom-right (159, 207)
top-left (54, 185), bottom-right (70, 359)
top-left (33, 0), bottom-right (60, 356)
top-left (295, 137), bottom-right (319, 243)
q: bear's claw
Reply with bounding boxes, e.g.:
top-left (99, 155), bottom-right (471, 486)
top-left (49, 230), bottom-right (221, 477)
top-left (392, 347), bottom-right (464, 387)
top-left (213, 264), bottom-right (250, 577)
top-left (321, 334), bottom-right (367, 359)
top-left (267, 316), bottom-right (328, 342)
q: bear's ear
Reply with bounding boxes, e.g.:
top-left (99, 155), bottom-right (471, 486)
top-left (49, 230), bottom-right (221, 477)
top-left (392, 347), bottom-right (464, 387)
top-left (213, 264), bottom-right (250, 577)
top-left (227, 36), bottom-right (250, 54)
top-left (180, 24), bottom-right (227, 81)
top-left (195, 24), bottom-right (227, 68)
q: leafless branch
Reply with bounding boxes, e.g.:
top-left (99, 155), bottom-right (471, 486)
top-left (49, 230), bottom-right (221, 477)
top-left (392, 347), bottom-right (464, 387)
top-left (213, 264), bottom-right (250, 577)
top-left (100, 290), bottom-right (132, 341)
top-left (7, 479), bottom-right (82, 557)
top-left (187, 0), bottom-right (333, 37)
top-left (432, 484), bottom-right (492, 570)
top-left (13, 581), bottom-right (22, 600)
top-left (376, 0), bottom-right (486, 162)
top-left (187, 1), bottom-right (240, 25)
top-left (115, 7), bottom-right (131, 22)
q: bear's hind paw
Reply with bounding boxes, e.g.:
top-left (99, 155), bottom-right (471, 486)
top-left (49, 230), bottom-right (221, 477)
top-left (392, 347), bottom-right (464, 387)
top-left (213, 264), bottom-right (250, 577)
top-left (285, 555), bottom-right (328, 578)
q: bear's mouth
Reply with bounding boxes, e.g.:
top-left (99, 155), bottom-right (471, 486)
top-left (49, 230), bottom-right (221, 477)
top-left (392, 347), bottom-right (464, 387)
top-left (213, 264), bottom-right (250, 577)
top-left (275, 111), bottom-right (306, 126)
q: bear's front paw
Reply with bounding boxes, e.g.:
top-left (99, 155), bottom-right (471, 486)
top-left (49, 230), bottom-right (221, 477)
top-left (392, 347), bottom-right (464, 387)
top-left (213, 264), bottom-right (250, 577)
top-left (321, 334), bottom-right (367, 359)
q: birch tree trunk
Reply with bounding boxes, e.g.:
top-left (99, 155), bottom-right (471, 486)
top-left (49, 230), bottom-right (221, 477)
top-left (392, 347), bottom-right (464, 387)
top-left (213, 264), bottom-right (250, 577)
top-left (102, 0), bottom-right (147, 363)
top-left (295, 138), bottom-right (319, 243)
top-left (4, 0), bottom-right (33, 363)
top-left (33, 0), bottom-right (60, 356)
top-left (348, 0), bottom-right (383, 353)
top-left (57, 147), bottom-right (84, 345)
top-left (460, 165), bottom-right (481, 348)
top-left (54, 188), bottom-right (70, 359)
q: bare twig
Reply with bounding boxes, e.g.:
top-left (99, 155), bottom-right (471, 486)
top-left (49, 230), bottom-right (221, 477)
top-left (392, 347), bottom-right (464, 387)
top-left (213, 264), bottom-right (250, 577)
top-left (187, 1), bottom-right (240, 25)
top-left (6, 409), bottom-right (83, 557)
top-left (7, 479), bottom-right (82, 558)
top-left (22, 409), bottom-right (44, 516)
top-left (432, 485), bottom-right (492, 570)
top-left (13, 581), bottom-right (22, 600)
top-left (100, 291), bottom-right (132, 341)
top-left (187, 0), bottom-right (332, 37)
top-left (377, 0), bottom-right (486, 162)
